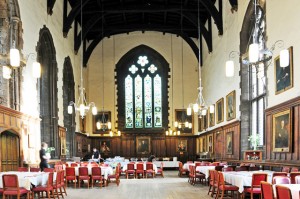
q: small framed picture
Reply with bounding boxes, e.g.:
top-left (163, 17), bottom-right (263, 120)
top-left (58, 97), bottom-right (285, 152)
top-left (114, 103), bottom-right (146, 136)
top-left (209, 105), bottom-right (215, 127)
top-left (226, 131), bottom-right (233, 155)
top-left (226, 90), bottom-right (236, 121)
top-left (177, 139), bottom-right (187, 152)
top-left (216, 98), bottom-right (224, 124)
top-left (272, 109), bottom-right (292, 152)
top-left (207, 134), bottom-right (214, 153)
top-left (275, 46), bottom-right (293, 95)
top-left (100, 140), bottom-right (111, 154)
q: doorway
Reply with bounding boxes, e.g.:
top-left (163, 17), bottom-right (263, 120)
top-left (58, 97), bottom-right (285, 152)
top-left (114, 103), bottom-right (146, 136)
top-left (0, 131), bottom-right (20, 171)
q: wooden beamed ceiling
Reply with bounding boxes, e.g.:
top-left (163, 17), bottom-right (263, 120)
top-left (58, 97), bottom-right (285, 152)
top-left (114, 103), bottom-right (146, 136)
top-left (62, 0), bottom-right (238, 67)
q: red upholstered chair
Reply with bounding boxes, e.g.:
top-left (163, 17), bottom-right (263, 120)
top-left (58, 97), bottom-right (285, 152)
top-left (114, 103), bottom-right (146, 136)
top-left (78, 167), bottom-right (90, 188)
top-left (2, 174), bottom-right (30, 199)
top-left (136, 163), bottom-right (145, 178)
top-left (17, 167), bottom-right (28, 172)
top-left (276, 185), bottom-right (292, 199)
top-left (44, 168), bottom-right (55, 172)
top-left (60, 169), bottom-right (67, 196)
top-left (272, 172), bottom-right (288, 183)
top-left (53, 170), bottom-right (63, 198)
top-left (65, 167), bottom-right (77, 188)
top-left (145, 163), bottom-right (155, 178)
top-left (178, 162), bottom-right (188, 177)
top-left (70, 163), bottom-right (78, 167)
top-left (290, 172), bottom-right (300, 184)
top-left (243, 173), bottom-right (268, 199)
top-left (272, 176), bottom-right (291, 184)
top-left (107, 165), bottom-right (120, 186)
top-left (295, 175), bottom-right (300, 184)
top-left (222, 167), bottom-right (233, 172)
top-left (215, 172), bottom-right (239, 199)
top-left (188, 165), bottom-right (205, 185)
top-left (156, 162), bottom-right (164, 178)
top-left (260, 181), bottom-right (275, 199)
top-left (207, 170), bottom-right (217, 197)
top-left (55, 165), bottom-right (63, 171)
top-left (91, 167), bottom-right (103, 188)
top-left (281, 166), bottom-right (290, 173)
top-left (30, 167), bottom-right (40, 172)
top-left (126, 163), bottom-right (136, 179)
top-left (32, 172), bottom-right (54, 199)
top-left (291, 167), bottom-right (299, 172)
top-left (195, 162), bottom-right (201, 167)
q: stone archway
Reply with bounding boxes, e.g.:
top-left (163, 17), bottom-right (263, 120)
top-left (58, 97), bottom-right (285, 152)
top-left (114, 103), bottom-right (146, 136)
top-left (63, 56), bottom-right (75, 157)
top-left (36, 26), bottom-right (58, 158)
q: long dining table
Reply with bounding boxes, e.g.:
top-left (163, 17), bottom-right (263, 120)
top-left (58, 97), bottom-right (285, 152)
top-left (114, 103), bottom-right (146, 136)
top-left (196, 166), bottom-right (216, 179)
top-left (0, 171), bottom-right (49, 190)
top-left (222, 170), bottom-right (274, 193)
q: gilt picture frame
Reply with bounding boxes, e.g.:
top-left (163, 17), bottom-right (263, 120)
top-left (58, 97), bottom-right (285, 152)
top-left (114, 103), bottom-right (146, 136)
top-left (136, 136), bottom-right (151, 154)
top-left (216, 98), bottom-right (224, 124)
top-left (226, 131), bottom-right (233, 155)
top-left (226, 90), bottom-right (236, 121)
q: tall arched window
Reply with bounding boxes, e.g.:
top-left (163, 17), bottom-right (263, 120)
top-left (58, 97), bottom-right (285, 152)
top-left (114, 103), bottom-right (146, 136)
top-left (116, 45), bottom-right (169, 132)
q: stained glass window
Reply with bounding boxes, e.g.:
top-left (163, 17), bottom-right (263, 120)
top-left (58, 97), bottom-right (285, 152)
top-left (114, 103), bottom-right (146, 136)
top-left (124, 54), bottom-right (163, 129)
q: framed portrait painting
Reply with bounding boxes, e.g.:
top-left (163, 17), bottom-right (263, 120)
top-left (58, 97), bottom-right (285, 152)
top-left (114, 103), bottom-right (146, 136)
top-left (209, 105), bottom-right (215, 127)
top-left (226, 131), bottom-right (233, 155)
top-left (177, 139), bottom-right (187, 152)
top-left (136, 136), bottom-right (151, 154)
top-left (93, 111), bottom-right (111, 133)
top-left (275, 46), bottom-right (293, 95)
top-left (207, 134), bottom-right (214, 153)
top-left (272, 109), bottom-right (292, 152)
top-left (216, 98), bottom-right (224, 124)
top-left (226, 90), bottom-right (236, 121)
top-left (100, 140), bottom-right (111, 154)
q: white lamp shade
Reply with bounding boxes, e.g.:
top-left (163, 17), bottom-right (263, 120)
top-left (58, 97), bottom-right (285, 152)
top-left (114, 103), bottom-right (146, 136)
top-left (174, 121), bottom-right (178, 127)
top-left (109, 131), bottom-right (113, 137)
top-left (177, 131), bottom-right (180, 135)
top-left (201, 109), bottom-right (207, 116)
top-left (96, 121), bottom-right (101, 130)
top-left (249, 43), bottom-right (259, 63)
top-left (187, 107), bottom-right (192, 116)
top-left (32, 62), bottom-right (41, 78)
top-left (188, 123), bottom-right (192, 129)
top-left (185, 121), bottom-right (189, 127)
top-left (107, 121), bottom-right (112, 129)
top-left (3, 66), bottom-right (12, 79)
top-left (193, 103), bottom-right (199, 113)
top-left (92, 106), bottom-right (97, 115)
top-left (117, 131), bottom-right (121, 136)
top-left (165, 131), bottom-right (168, 136)
top-left (209, 105), bottom-right (215, 113)
top-left (280, 49), bottom-right (289, 67)
top-left (67, 105), bottom-right (73, 114)
top-left (225, 60), bottom-right (234, 77)
top-left (178, 124), bottom-right (182, 129)
top-left (10, 48), bottom-right (20, 67)
top-left (79, 104), bottom-right (85, 117)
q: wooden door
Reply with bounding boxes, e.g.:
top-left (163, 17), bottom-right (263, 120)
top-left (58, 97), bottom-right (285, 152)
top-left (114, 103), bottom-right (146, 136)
top-left (1, 131), bottom-right (20, 171)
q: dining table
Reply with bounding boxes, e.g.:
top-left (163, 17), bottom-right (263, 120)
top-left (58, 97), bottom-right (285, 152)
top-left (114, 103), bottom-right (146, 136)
top-left (273, 184), bottom-right (300, 199)
top-left (196, 166), bottom-right (216, 179)
top-left (222, 170), bottom-right (274, 193)
top-left (0, 171), bottom-right (49, 190)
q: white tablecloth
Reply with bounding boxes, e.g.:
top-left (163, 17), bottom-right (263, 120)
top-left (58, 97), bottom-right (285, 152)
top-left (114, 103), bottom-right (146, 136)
top-left (183, 163), bottom-right (195, 171)
top-left (223, 170), bottom-right (274, 193)
top-left (122, 163), bottom-right (158, 173)
top-left (153, 161), bottom-right (179, 168)
top-left (0, 172), bottom-right (48, 190)
top-left (196, 166), bottom-right (216, 179)
top-left (273, 184), bottom-right (300, 199)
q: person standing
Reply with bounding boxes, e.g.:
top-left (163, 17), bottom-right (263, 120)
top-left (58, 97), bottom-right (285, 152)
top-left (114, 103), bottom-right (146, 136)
top-left (92, 147), bottom-right (101, 162)
top-left (39, 142), bottom-right (50, 171)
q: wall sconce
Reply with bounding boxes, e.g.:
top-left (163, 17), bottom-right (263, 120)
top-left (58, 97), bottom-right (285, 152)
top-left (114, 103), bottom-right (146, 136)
top-left (108, 130), bottom-right (121, 137)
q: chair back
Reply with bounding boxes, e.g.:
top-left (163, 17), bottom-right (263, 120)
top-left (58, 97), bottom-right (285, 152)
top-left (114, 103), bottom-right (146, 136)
top-left (281, 166), bottom-right (290, 173)
top-left (160, 162), bottom-right (164, 169)
top-left (290, 172), bottom-right (300, 184)
top-left (47, 172), bottom-right (54, 187)
top-left (136, 163), bottom-right (144, 170)
top-left (146, 163), bottom-right (153, 170)
top-left (66, 167), bottom-right (76, 176)
top-left (44, 168), bottom-right (55, 172)
top-left (55, 165), bottom-right (63, 171)
top-left (208, 170), bottom-right (215, 186)
top-left (291, 167), bottom-right (299, 172)
top-left (195, 162), bottom-right (201, 167)
top-left (215, 166), bottom-right (224, 171)
top-left (92, 167), bottom-right (101, 176)
top-left (179, 162), bottom-right (183, 169)
top-left (295, 175), bottom-right (300, 184)
top-left (127, 163), bottom-right (135, 170)
top-left (189, 165), bottom-right (195, 176)
top-left (222, 167), bottom-right (233, 172)
top-left (273, 176), bottom-right (291, 184)
top-left (2, 174), bottom-right (19, 189)
top-left (260, 181), bottom-right (274, 199)
top-left (70, 163), bottom-right (78, 167)
top-left (79, 167), bottom-right (89, 176)
top-left (17, 167), bottom-right (28, 172)
top-left (217, 172), bottom-right (226, 187)
top-left (30, 167), bottom-right (40, 172)
top-left (55, 170), bottom-right (62, 185)
top-left (276, 185), bottom-right (292, 199)
top-left (252, 173), bottom-right (268, 187)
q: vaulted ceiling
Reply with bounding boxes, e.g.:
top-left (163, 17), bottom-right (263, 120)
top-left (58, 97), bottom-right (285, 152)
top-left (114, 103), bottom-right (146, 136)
top-left (61, 0), bottom-right (238, 66)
